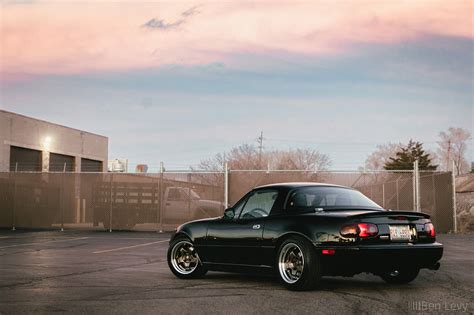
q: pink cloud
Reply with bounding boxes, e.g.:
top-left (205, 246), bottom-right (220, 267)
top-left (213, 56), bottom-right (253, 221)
top-left (1, 0), bottom-right (472, 77)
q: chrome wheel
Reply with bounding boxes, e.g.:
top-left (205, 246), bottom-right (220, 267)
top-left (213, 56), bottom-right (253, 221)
top-left (170, 240), bottom-right (200, 275)
top-left (278, 243), bottom-right (304, 284)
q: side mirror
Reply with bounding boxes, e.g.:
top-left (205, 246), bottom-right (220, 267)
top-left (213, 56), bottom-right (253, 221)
top-left (223, 208), bottom-right (235, 220)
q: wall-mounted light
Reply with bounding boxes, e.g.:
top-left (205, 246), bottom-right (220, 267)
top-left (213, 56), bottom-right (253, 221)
top-left (42, 136), bottom-right (52, 151)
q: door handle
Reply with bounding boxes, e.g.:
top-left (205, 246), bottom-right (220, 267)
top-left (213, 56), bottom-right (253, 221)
top-left (252, 224), bottom-right (261, 230)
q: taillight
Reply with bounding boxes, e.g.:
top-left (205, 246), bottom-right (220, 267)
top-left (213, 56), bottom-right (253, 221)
top-left (425, 223), bottom-right (436, 237)
top-left (340, 223), bottom-right (378, 238)
top-left (358, 223), bottom-right (378, 237)
top-left (340, 225), bottom-right (358, 237)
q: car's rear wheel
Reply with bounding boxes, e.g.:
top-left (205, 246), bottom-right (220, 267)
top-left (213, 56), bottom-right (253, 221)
top-left (167, 236), bottom-right (207, 279)
top-left (380, 267), bottom-right (419, 284)
top-left (276, 236), bottom-right (321, 291)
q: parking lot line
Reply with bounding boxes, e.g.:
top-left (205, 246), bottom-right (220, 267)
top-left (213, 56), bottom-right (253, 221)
top-left (93, 240), bottom-right (168, 254)
top-left (0, 237), bottom-right (89, 249)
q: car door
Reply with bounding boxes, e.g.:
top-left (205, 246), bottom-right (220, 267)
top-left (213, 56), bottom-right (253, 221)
top-left (163, 188), bottom-right (190, 222)
top-left (205, 189), bottom-right (279, 266)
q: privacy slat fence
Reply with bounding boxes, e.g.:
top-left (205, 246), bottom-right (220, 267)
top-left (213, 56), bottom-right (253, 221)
top-left (0, 169), bottom-right (455, 232)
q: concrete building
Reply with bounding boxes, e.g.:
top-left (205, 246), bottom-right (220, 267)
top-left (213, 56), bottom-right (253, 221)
top-left (0, 110), bottom-right (108, 172)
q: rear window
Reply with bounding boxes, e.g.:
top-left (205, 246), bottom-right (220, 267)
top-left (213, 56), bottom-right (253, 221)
top-left (286, 186), bottom-right (382, 211)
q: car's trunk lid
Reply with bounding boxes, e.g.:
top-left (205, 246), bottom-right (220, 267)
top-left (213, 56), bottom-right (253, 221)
top-left (316, 209), bottom-right (433, 244)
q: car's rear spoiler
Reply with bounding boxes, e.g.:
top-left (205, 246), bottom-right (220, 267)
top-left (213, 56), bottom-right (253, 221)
top-left (351, 210), bottom-right (431, 219)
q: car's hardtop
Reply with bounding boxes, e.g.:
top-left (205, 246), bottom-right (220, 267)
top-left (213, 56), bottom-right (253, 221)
top-left (249, 182), bottom-right (384, 214)
top-left (254, 182), bottom-right (348, 190)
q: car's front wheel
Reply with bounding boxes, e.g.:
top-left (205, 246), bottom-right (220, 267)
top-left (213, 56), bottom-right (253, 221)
top-left (167, 236), bottom-right (207, 279)
top-left (379, 267), bottom-right (419, 284)
top-left (276, 236), bottom-right (321, 291)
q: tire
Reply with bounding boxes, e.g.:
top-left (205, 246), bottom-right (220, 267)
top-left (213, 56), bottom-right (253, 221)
top-left (276, 236), bottom-right (321, 291)
top-left (380, 267), bottom-right (419, 284)
top-left (167, 236), bottom-right (207, 279)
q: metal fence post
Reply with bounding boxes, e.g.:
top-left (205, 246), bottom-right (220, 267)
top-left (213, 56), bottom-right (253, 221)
top-left (158, 161), bottom-right (164, 233)
top-left (155, 172), bottom-right (160, 233)
top-left (413, 160), bottom-right (420, 212)
top-left (382, 183), bottom-right (385, 208)
top-left (224, 162), bottom-right (229, 208)
top-left (61, 163), bottom-right (66, 232)
top-left (12, 163), bottom-right (18, 231)
top-left (452, 161), bottom-right (457, 233)
top-left (109, 173), bottom-right (113, 232)
top-left (412, 167), bottom-right (416, 211)
top-left (416, 160), bottom-right (421, 212)
top-left (396, 178), bottom-right (400, 210)
top-left (415, 160), bottom-right (421, 212)
top-left (431, 173), bottom-right (437, 223)
top-left (187, 173), bottom-right (192, 221)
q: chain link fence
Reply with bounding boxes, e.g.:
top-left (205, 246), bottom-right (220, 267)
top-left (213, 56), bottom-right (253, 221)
top-left (0, 169), bottom-right (455, 232)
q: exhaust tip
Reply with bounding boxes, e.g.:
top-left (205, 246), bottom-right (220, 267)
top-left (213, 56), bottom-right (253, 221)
top-left (428, 262), bottom-right (440, 270)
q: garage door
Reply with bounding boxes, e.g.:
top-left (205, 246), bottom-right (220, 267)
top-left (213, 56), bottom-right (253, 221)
top-left (81, 158), bottom-right (103, 172)
top-left (50, 153), bottom-right (75, 172)
top-left (9, 146), bottom-right (42, 172)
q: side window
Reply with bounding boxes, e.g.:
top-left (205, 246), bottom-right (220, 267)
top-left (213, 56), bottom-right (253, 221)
top-left (168, 188), bottom-right (180, 201)
top-left (288, 192), bottom-right (310, 207)
top-left (287, 191), bottom-right (326, 210)
top-left (231, 196), bottom-right (247, 219)
top-left (239, 190), bottom-right (278, 219)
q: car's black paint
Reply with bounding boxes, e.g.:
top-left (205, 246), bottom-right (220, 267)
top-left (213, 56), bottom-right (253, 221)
top-left (171, 183), bottom-right (443, 277)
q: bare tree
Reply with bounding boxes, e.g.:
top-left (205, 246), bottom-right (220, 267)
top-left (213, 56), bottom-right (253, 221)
top-left (437, 127), bottom-right (471, 175)
top-left (194, 144), bottom-right (263, 172)
top-left (195, 144), bottom-right (330, 171)
top-left (227, 144), bottom-right (266, 170)
top-left (364, 143), bottom-right (401, 170)
top-left (270, 148), bottom-right (331, 170)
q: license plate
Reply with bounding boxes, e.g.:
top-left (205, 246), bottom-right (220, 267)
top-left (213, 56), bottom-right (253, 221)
top-left (389, 225), bottom-right (411, 241)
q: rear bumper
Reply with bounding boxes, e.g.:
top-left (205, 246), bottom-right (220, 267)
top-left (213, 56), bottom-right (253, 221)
top-left (318, 242), bottom-right (443, 276)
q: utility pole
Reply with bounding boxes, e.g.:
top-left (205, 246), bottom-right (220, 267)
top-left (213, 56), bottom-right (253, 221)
top-left (257, 131), bottom-right (264, 168)
top-left (452, 160), bottom-right (457, 233)
top-left (446, 139), bottom-right (451, 173)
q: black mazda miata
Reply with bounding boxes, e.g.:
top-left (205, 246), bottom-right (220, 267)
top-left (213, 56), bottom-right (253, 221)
top-left (167, 183), bottom-right (443, 290)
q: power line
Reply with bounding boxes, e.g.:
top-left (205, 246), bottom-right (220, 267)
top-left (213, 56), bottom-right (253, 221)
top-left (265, 138), bottom-right (442, 145)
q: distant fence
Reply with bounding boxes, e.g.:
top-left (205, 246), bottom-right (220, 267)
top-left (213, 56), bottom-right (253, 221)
top-left (0, 169), bottom-right (455, 232)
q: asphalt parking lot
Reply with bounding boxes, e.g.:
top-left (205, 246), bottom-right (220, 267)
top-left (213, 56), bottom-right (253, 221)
top-left (0, 230), bottom-right (472, 314)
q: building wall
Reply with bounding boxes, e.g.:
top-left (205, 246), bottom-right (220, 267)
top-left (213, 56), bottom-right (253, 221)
top-left (0, 110), bottom-right (108, 172)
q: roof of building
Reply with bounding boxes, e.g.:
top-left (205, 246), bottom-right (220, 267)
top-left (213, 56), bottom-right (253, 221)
top-left (456, 174), bottom-right (474, 193)
top-left (0, 109), bottom-right (108, 139)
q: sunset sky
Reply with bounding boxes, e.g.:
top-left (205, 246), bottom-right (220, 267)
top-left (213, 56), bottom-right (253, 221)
top-left (1, 0), bottom-right (472, 170)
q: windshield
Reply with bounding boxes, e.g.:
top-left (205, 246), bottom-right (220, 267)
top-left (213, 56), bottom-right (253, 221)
top-left (188, 189), bottom-right (201, 199)
top-left (287, 186), bottom-right (382, 211)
